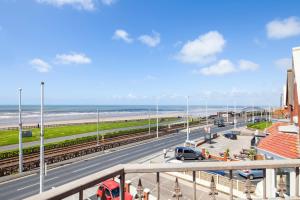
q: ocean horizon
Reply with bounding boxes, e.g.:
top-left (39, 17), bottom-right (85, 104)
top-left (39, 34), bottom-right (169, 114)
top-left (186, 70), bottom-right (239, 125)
top-left (0, 105), bottom-right (245, 127)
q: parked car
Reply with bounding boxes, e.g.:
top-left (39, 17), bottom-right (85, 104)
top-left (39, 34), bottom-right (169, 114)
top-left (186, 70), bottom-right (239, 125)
top-left (205, 170), bottom-right (226, 176)
top-left (223, 132), bottom-right (237, 140)
top-left (238, 169), bottom-right (263, 179)
top-left (214, 117), bottom-right (225, 127)
top-left (97, 179), bottom-right (133, 200)
top-left (175, 146), bottom-right (204, 161)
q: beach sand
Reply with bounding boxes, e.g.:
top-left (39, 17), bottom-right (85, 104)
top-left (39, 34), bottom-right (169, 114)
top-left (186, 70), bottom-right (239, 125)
top-left (0, 112), bottom-right (187, 129)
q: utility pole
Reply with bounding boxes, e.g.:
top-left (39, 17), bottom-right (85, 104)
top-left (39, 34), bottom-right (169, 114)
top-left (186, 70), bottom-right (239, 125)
top-left (234, 102), bottom-right (237, 129)
top-left (97, 108), bottom-right (99, 146)
top-left (156, 99), bottom-right (159, 138)
top-left (186, 96), bottom-right (189, 141)
top-left (205, 102), bottom-right (208, 126)
top-left (252, 104), bottom-right (254, 123)
top-left (148, 108), bottom-right (151, 135)
top-left (40, 82), bottom-right (45, 193)
top-left (269, 105), bottom-right (271, 122)
top-left (18, 88), bottom-right (23, 173)
top-left (226, 104), bottom-right (229, 123)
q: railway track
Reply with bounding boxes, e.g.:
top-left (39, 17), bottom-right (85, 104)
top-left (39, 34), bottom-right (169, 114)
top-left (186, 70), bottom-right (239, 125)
top-left (0, 122), bottom-right (206, 176)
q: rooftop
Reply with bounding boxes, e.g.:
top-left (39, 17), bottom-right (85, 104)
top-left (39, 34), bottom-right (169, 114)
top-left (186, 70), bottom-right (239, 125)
top-left (257, 122), bottom-right (300, 159)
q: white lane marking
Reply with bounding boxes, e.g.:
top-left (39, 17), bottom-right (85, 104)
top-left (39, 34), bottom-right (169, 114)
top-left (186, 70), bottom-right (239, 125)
top-left (72, 153), bottom-right (130, 173)
top-left (17, 183), bottom-right (39, 191)
top-left (45, 176), bottom-right (59, 182)
top-left (16, 176), bottom-right (59, 191)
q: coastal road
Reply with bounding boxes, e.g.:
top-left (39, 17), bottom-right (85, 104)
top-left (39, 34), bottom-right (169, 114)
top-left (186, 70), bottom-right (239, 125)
top-left (0, 122), bottom-right (246, 200)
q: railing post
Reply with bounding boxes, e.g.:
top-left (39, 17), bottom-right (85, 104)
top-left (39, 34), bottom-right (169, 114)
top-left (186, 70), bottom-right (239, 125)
top-left (229, 170), bottom-right (233, 200)
top-left (120, 171), bottom-right (125, 200)
top-left (263, 168), bottom-right (267, 199)
top-left (79, 190), bottom-right (83, 200)
top-left (296, 167), bottom-right (299, 198)
top-left (193, 171), bottom-right (196, 200)
top-left (157, 172), bottom-right (160, 200)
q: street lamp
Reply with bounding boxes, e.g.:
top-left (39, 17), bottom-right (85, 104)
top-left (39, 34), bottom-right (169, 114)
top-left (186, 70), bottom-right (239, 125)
top-left (156, 99), bottom-right (159, 138)
top-left (186, 96), bottom-right (189, 141)
top-left (148, 108), bottom-right (151, 135)
top-left (97, 108), bottom-right (99, 146)
top-left (18, 88), bottom-right (23, 173)
top-left (40, 82), bottom-right (45, 193)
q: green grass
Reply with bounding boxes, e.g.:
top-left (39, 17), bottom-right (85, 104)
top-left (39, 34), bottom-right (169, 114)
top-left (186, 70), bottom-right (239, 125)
top-left (0, 118), bottom-right (178, 146)
top-left (247, 121), bottom-right (272, 130)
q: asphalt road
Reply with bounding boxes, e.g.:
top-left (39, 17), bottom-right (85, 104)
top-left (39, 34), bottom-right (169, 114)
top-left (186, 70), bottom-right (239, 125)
top-left (0, 122), bottom-right (246, 200)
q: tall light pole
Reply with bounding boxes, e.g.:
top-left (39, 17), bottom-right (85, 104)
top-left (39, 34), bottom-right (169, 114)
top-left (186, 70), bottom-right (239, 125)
top-left (205, 102), bottom-right (208, 126)
top-left (40, 82), bottom-right (45, 193)
top-left (186, 96), bottom-right (189, 141)
top-left (234, 102), bottom-right (237, 129)
top-left (226, 104), bottom-right (229, 123)
top-left (148, 108), bottom-right (151, 135)
top-left (18, 88), bottom-right (23, 173)
top-left (97, 108), bottom-right (99, 146)
top-left (252, 104), bottom-right (254, 123)
top-left (156, 99), bottom-right (159, 138)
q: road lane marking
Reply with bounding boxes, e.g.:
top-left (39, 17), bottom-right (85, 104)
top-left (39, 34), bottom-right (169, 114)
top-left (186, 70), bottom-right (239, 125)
top-left (72, 153), bottom-right (129, 173)
top-left (17, 183), bottom-right (39, 191)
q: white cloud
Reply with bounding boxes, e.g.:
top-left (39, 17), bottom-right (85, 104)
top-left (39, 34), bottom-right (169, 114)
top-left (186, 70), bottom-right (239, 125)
top-left (199, 59), bottom-right (235, 76)
top-left (145, 75), bottom-right (157, 80)
top-left (55, 52), bottom-right (91, 64)
top-left (274, 58), bottom-right (292, 69)
top-left (30, 58), bottom-right (52, 73)
top-left (138, 31), bottom-right (160, 47)
top-left (101, 0), bottom-right (115, 5)
top-left (177, 31), bottom-right (226, 64)
top-left (36, 0), bottom-right (95, 11)
top-left (266, 17), bottom-right (300, 39)
top-left (239, 59), bottom-right (259, 71)
top-left (113, 29), bottom-right (133, 43)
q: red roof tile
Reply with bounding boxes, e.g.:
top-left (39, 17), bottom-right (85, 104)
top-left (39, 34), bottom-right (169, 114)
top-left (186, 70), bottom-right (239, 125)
top-left (258, 122), bottom-right (300, 159)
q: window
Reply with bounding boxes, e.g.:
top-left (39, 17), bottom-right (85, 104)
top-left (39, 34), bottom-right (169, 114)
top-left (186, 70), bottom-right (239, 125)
top-left (177, 148), bottom-right (183, 153)
top-left (184, 149), bottom-right (193, 153)
top-left (105, 189), bottom-right (111, 197)
top-left (111, 187), bottom-right (120, 198)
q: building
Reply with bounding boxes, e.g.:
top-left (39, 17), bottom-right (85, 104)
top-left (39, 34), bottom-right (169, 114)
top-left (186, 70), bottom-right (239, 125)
top-left (255, 47), bottom-right (300, 197)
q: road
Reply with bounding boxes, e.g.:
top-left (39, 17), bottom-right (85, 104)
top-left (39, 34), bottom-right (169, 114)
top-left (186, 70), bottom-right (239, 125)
top-left (0, 122), bottom-right (246, 200)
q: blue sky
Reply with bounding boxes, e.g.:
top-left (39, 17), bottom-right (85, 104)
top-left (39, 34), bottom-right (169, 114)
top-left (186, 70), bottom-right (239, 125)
top-left (0, 0), bottom-right (300, 106)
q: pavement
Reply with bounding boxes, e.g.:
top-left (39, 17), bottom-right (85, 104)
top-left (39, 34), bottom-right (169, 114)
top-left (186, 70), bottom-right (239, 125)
top-left (0, 120), bottom-right (183, 151)
top-left (0, 122), bottom-right (246, 200)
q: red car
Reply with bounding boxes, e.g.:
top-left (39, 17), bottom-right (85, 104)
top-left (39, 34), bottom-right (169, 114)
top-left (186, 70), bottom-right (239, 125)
top-left (97, 179), bottom-right (133, 200)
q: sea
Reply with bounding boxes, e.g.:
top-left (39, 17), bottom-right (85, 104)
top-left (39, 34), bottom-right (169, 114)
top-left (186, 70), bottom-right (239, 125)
top-left (0, 105), bottom-right (236, 127)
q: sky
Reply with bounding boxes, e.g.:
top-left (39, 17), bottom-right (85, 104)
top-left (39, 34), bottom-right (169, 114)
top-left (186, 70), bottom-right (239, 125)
top-left (0, 0), bottom-right (300, 106)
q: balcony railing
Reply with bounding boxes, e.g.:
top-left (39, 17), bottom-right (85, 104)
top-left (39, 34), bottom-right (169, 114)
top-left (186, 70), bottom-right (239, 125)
top-left (24, 159), bottom-right (300, 200)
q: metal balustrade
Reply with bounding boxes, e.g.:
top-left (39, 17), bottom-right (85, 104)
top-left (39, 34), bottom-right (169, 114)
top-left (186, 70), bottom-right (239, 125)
top-left (24, 159), bottom-right (300, 200)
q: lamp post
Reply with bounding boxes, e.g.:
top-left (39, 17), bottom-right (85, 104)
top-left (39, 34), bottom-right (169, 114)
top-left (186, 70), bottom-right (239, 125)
top-left (148, 108), bottom-right (151, 135)
top-left (18, 88), bottom-right (23, 173)
top-left (156, 99), bottom-right (159, 138)
top-left (226, 104), bottom-right (229, 123)
top-left (205, 102), bottom-right (208, 126)
top-left (40, 82), bottom-right (45, 193)
top-left (234, 102), bottom-right (237, 129)
top-left (252, 104), bottom-right (254, 123)
top-left (186, 96), bottom-right (189, 141)
top-left (97, 108), bottom-right (99, 146)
